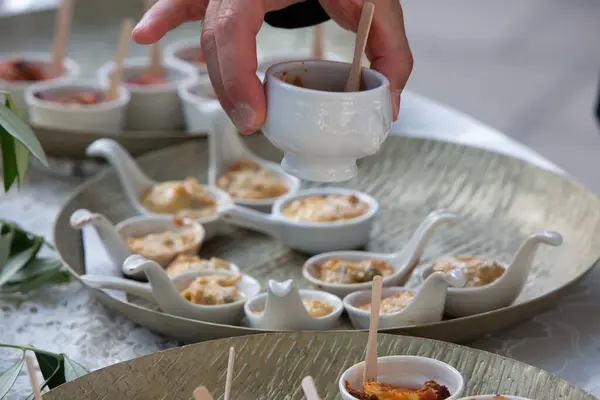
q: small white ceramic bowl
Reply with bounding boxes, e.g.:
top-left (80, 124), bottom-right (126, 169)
top-left (456, 396), bottom-right (532, 400)
top-left (220, 187), bottom-right (378, 254)
top-left (165, 37), bottom-right (264, 75)
top-left (178, 74), bottom-right (217, 133)
top-left (25, 79), bottom-right (130, 134)
top-left (339, 355), bottom-right (465, 400)
top-left (96, 56), bottom-right (196, 131)
top-left (244, 279), bottom-right (343, 330)
top-left (0, 52), bottom-right (80, 114)
top-left (263, 60), bottom-right (392, 182)
top-left (257, 49), bottom-right (345, 74)
top-left (69, 209), bottom-right (208, 279)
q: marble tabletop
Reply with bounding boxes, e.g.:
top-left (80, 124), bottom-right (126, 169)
top-left (1, 3), bottom-right (600, 399)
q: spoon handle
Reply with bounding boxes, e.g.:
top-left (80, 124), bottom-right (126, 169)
top-left (81, 274), bottom-right (155, 303)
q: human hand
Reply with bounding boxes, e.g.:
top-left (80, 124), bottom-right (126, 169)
top-left (133, 0), bottom-right (413, 134)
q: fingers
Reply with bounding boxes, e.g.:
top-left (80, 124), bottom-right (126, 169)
top-left (202, 0), bottom-right (267, 133)
top-left (133, 0), bottom-right (209, 44)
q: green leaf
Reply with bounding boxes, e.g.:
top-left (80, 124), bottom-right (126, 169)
top-left (0, 95), bottom-right (47, 167)
top-left (0, 128), bottom-right (18, 192)
top-left (0, 350), bottom-right (25, 399)
top-left (63, 356), bottom-right (88, 382)
top-left (14, 140), bottom-right (30, 186)
top-left (0, 224), bottom-right (14, 268)
top-left (8, 257), bottom-right (63, 284)
top-left (2, 222), bottom-right (37, 256)
top-left (0, 237), bottom-right (43, 287)
top-left (34, 351), bottom-right (65, 390)
top-left (0, 268), bottom-right (70, 294)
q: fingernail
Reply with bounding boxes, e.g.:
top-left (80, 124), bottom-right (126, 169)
top-left (230, 103), bottom-right (256, 134)
top-left (133, 16), bottom-right (150, 33)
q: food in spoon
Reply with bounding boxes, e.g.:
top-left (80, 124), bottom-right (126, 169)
top-left (166, 254), bottom-right (232, 277)
top-left (216, 159), bottom-right (288, 200)
top-left (282, 194), bottom-right (370, 223)
top-left (181, 274), bottom-right (243, 305)
top-left (35, 91), bottom-right (103, 105)
top-left (345, 379), bottom-right (451, 400)
top-left (141, 177), bottom-right (218, 220)
top-left (314, 259), bottom-right (394, 284)
top-left (0, 58), bottom-right (47, 81)
top-left (254, 298), bottom-right (335, 318)
top-left (359, 291), bottom-right (415, 314)
top-left (431, 256), bottom-right (506, 287)
top-left (126, 227), bottom-right (199, 264)
top-left (126, 71), bottom-right (168, 86)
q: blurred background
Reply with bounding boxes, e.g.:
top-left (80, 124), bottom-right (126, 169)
top-left (1, 0), bottom-right (599, 190)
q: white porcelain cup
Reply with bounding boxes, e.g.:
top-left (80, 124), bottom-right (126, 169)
top-left (0, 52), bottom-right (80, 116)
top-left (263, 60), bottom-right (393, 182)
top-left (178, 74), bottom-right (218, 134)
top-left (96, 57), bottom-right (196, 132)
top-left (25, 79), bottom-right (130, 134)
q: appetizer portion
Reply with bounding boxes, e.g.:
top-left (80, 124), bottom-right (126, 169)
top-left (126, 229), bottom-right (198, 263)
top-left (254, 298), bottom-right (335, 318)
top-left (282, 194), bottom-right (370, 223)
top-left (141, 178), bottom-right (218, 220)
top-left (0, 58), bottom-right (47, 81)
top-left (359, 291), bottom-right (416, 314)
top-left (314, 259), bottom-right (394, 284)
top-left (126, 71), bottom-right (168, 86)
top-left (216, 159), bottom-right (288, 200)
top-left (181, 274), bottom-right (243, 305)
top-left (431, 256), bottom-right (506, 287)
top-left (35, 91), bottom-right (103, 105)
top-left (345, 380), bottom-right (451, 400)
top-left (166, 254), bottom-right (232, 277)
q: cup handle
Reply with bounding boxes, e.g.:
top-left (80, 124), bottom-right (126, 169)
top-left (219, 203), bottom-right (282, 238)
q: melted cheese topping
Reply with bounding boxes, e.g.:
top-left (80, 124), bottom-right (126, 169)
top-left (166, 254), bottom-right (232, 277)
top-left (254, 299), bottom-right (335, 318)
top-left (431, 256), bottom-right (505, 287)
top-left (181, 274), bottom-right (243, 305)
top-left (126, 230), bottom-right (197, 262)
top-left (359, 291), bottom-right (416, 314)
top-left (216, 159), bottom-right (288, 200)
top-left (316, 259), bottom-right (394, 284)
top-left (282, 194), bottom-right (370, 223)
top-left (141, 177), bottom-right (218, 220)
top-left (345, 380), bottom-right (451, 400)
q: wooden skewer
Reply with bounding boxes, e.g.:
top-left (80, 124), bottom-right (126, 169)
top-left (51, 0), bottom-right (74, 78)
top-left (193, 386), bottom-right (214, 400)
top-left (363, 275), bottom-right (383, 383)
top-left (312, 25), bottom-right (324, 60)
top-left (144, 0), bottom-right (165, 78)
top-left (344, 1), bottom-right (375, 92)
top-left (301, 376), bottom-right (321, 400)
top-left (25, 355), bottom-right (43, 400)
top-left (106, 19), bottom-right (134, 101)
top-left (224, 346), bottom-right (235, 400)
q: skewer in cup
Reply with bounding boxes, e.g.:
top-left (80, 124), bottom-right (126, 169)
top-left (51, 0), bottom-right (75, 77)
top-left (301, 376), bottom-right (322, 400)
top-left (25, 355), bottom-right (43, 400)
top-left (106, 19), bottom-right (134, 101)
top-left (224, 346), bottom-right (235, 400)
top-left (144, 0), bottom-right (166, 78)
top-left (344, 1), bottom-right (375, 92)
top-left (363, 274), bottom-right (383, 383)
top-left (312, 25), bottom-right (324, 60)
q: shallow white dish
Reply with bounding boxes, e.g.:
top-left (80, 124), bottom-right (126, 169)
top-left (96, 56), bottom-right (196, 131)
top-left (0, 51), bottom-right (80, 114)
top-left (263, 60), bottom-right (392, 182)
top-left (420, 231), bottom-right (563, 317)
top-left (339, 355), bottom-right (465, 400)
top-left (244, 279), bottom-right (343, 330)
top-left (85, 138), bottom-right (232, 239)
top-left (25, 79), bottom-right (130, 134)
top-left (69, 209), bottom-right (207, 279)
top-left (343, 269), bottom-right (466, 329)
top-left (303, 209), bottom-right (461, 297)
top-left (220, 187), bottom-right (378, 254)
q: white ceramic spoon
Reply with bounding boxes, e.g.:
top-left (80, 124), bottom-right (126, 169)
top-left (244, 279), bottom-right (343, 330)
top-left (302, 209), bottom-right (461, 297)
top-left (89, 255), bottom-right (260, 325)
top-left (219, 187), bottom-right (379, 254)
top-left (420, 230), bottom-right (563, 317)
top-left (343, 269), bottom-right (467, 329)
top-left (85, 138), bottom-right (231, 238)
